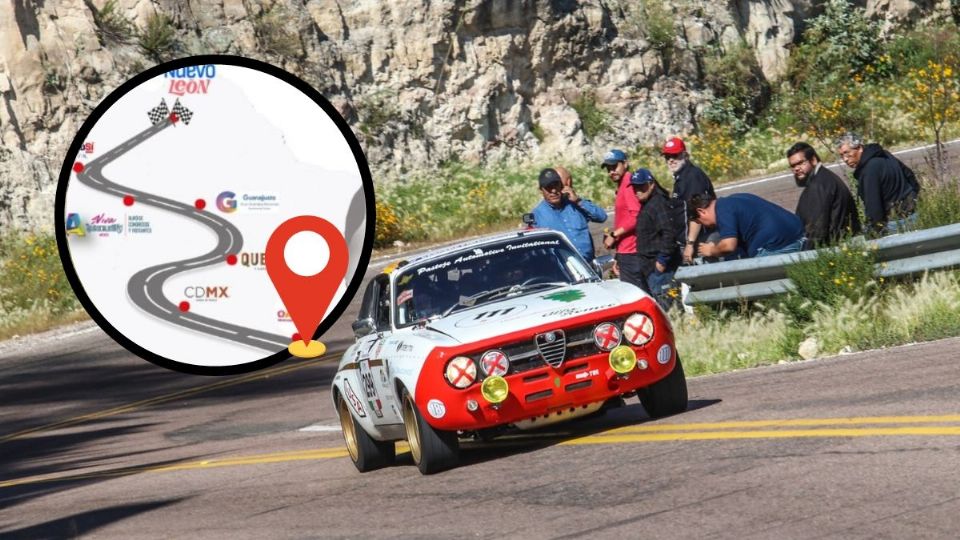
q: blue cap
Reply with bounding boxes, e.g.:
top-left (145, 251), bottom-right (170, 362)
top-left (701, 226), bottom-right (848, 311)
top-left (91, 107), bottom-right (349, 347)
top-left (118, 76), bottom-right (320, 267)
top-left (601, 149), bottom-right (627, 166)
top-left (629, 168), bottom-right (655, 186)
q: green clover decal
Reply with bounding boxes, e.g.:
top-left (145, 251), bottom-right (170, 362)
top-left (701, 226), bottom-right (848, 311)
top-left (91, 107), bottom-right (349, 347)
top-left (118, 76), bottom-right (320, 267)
top-left (541, 290), bottom-right (585, 303)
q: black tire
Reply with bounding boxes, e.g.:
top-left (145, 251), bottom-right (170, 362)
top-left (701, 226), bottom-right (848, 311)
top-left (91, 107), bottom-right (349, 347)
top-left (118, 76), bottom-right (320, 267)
top-left (336, 394), bottom-right (396, 472)
top-left (639, 354), bottom-right (689, 419)
top-left (402, 392), bottom-right (460, 474)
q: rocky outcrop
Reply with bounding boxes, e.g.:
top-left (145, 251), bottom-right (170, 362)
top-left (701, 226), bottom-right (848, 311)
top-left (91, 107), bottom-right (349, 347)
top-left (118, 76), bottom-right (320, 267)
top-left (0, 0), bottom-right (951, 232)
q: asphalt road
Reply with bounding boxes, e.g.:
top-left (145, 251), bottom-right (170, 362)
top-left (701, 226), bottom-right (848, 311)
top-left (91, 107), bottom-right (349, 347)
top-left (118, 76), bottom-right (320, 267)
top-left (1, 328), bottom-right (958, 538)
top-left (2, 139), bottom-right (958, 537)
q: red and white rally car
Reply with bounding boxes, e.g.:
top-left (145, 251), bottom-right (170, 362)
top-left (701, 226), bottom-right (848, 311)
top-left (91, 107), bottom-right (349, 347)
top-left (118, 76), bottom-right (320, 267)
top-left (332, 229), bottom-right (687, 474)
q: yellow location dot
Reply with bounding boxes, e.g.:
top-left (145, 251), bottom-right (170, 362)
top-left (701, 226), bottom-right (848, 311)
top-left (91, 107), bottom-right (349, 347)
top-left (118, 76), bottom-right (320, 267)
top-left (289, 340), bottom-right (326, 359)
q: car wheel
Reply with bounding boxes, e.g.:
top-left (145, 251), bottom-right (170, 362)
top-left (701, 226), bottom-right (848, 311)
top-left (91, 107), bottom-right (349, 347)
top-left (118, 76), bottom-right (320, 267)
top-left (336, 394), bottom-right (396, 472)
top-left (402, 391), bottom-right (459, 474)
top-left (639, 354), bottom-right (688, 419)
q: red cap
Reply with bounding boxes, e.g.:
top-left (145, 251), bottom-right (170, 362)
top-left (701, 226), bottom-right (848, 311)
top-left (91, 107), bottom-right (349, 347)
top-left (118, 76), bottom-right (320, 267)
top-left (662, 137), bottom-right (686, 155)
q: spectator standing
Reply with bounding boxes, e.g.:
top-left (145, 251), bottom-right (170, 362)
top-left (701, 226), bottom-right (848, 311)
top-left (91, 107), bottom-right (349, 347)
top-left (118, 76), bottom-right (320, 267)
top-left (599, 149), bottom-right (644, 289)
top-left (836, 132), bottom-right (920, 235)
top-left (531, 168), bottom-right (607, 262)
top-left (631, 169), bottom-right (685, 307)
top-left (662, 137), bottom-right (716, 263)
top-left (689, 193), bottom-right (805, 258)
top-left (786, 142), bottom-right (861, 247)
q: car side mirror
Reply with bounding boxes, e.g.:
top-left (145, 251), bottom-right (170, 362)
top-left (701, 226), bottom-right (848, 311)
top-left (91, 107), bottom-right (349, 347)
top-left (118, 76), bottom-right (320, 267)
top-left (592, 254), bottom-right (614, 279)
top-left (351, 317), bottom-right (376, 339)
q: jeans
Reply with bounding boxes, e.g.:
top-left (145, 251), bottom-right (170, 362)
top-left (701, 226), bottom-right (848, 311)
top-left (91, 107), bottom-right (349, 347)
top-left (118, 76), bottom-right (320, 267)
top-left (885, 213), bottom-right (918, 235)
top-left (756, 238), bottom-right (806, 257)
top-left (615, 253), bottom-right (647, 292)
top-left (646, 269), bottom-right (677, 311)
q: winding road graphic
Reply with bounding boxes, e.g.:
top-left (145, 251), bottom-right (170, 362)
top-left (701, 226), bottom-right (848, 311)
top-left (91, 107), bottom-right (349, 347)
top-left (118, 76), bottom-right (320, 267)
top-left (75, 117), bottom-right (293, 352)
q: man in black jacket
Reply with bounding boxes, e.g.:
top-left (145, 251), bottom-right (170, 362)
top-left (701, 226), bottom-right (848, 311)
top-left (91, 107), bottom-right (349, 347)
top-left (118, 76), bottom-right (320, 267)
top-left (786, 142), bottom-right (861, 247)
top-left (631, 169), bottom-right (684, 308)
top-left (836, 133), bottom-right (920, 235)
top-left (662, 137), bottom-right (716, 263)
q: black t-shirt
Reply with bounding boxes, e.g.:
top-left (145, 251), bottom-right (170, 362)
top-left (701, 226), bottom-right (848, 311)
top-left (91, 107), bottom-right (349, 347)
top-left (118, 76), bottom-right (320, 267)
top-left (671, 161), bottom-right (716, 203)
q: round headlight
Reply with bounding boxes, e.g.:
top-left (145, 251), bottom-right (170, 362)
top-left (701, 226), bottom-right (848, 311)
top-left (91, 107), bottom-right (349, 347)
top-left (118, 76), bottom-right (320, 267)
top-left (480, 375), bottom-right (509, 404)
top-left (480, 350), bottom-right (510, 377)
top-left (444, 356), bottom-right (477, 389)
top-left (593, 322), bottom-right (622, 351)
top-left (623, 312), bottom-right (655, 346)
top-left (609, 345), bottom-right (638, 374)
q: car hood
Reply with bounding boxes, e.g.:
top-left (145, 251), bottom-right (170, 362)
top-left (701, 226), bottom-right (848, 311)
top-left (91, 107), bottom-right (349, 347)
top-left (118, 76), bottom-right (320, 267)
top-left (422, 281), bottom-right (648, 345)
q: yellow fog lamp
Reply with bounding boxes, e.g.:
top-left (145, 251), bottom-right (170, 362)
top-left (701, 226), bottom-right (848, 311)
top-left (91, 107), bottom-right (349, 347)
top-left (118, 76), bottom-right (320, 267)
top-left (609, 345), bottom-right (637, 374)
top-left (480, 375), bottom-right (509, 404)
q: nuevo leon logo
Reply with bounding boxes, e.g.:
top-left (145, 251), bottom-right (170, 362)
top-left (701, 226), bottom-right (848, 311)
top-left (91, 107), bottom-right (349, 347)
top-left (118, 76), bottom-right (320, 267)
top-left (166, 65), bottom-right (216, 96)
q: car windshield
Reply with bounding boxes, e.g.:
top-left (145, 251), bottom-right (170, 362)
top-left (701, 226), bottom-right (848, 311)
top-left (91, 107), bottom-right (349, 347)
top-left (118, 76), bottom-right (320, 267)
top-left (394, 235), bottom-right (596, 327)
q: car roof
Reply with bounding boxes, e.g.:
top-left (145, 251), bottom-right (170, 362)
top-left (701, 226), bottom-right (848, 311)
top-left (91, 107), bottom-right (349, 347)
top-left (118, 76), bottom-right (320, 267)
top-left (391, 228), bottom-right (568, 273)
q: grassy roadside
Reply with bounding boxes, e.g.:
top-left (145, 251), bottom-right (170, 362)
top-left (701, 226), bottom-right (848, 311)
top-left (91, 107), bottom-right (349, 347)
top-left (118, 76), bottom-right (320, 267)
top-left (675, 270), bottom-right (960, 376)
top-left (0, 233), bottom-right (86, 343)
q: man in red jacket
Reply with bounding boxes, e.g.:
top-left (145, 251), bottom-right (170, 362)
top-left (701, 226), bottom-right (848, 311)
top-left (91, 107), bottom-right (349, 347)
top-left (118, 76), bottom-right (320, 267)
top-left (599, 149), bottom-right (644, 290)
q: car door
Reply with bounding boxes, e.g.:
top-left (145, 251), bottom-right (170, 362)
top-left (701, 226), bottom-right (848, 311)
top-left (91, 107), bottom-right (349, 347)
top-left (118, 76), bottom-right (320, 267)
top-left (356, 274), bottom-right (401, 425)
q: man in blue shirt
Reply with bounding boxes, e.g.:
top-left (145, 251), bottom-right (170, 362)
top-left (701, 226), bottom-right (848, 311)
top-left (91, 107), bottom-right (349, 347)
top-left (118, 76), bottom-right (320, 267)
top-left (531, 167), bottom-right (607, 262)
top-left (689, 193), bottom-right (805, 258)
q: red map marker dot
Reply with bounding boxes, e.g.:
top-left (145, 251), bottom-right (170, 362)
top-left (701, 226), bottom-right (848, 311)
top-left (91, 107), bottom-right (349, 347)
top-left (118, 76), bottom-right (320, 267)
top-left (225, 254), bottom-right (238, 265)
top-left (292, 333), bottom-right (301, 342)
top-left (72, 162), bottom-right (85, 173)
top-left (170, 112), bottom-right (179, 124)
top-left (178, 301), bottom-right (190, 312)
top-left (195, 199), bottom-right (206, 210)
top-left (123, 195), bottom-right (135, 206)
top-left (266, 216), bottom-right (348, 356)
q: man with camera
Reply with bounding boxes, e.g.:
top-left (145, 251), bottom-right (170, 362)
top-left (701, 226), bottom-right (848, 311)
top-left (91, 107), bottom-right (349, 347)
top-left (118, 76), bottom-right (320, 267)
top-left (530, 167), bottom-right (607, 262)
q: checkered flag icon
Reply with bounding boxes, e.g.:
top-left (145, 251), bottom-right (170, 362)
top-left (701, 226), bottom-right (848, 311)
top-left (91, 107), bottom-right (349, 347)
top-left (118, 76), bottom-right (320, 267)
top-left (171, 99), bottom-right (193, 125)
top-left (147, 99), bottom-right (169, 126)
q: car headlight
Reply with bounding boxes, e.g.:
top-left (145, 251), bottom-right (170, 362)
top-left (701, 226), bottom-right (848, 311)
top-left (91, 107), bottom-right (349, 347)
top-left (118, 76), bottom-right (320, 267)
top-left (480, 350), bottom-right (510, 377)
top-left (623, 312), bottom-right (655, 346)
top-left (593, 322), bottom-right (622, 351)
top-left (444, 356), bottom-right (477, 389)
top-left (609, 345), bottom-right (637, 374)
top-left (480, 375), bottom-right (509, 404)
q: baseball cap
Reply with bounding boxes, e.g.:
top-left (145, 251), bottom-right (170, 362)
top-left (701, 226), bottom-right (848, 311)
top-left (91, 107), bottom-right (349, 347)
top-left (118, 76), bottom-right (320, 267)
top-left (538, 168), bottom-right (563, 188)
top-left (601, 149), bottom-right (627, 166)
top-left (629, 169), bottom-right (655, 186)
top-left (662, 137), bottom-right (686, 155)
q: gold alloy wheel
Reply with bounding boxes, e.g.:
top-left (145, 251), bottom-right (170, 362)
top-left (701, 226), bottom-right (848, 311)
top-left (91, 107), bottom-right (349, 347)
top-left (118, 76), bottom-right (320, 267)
top-left (337, 397), bottom-right (360, 462)
top-left (402, 397), bottom-right (422, 465)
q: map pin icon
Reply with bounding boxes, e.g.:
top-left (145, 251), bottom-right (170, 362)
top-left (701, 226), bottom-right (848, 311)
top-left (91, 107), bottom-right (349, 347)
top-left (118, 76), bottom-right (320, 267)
top-left (265, 215), bottom-right (348, 358)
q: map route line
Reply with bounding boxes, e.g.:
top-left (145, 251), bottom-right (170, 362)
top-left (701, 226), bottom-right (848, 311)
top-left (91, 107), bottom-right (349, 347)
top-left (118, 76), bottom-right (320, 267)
top-left (74, 115), bottom-right (290, 352)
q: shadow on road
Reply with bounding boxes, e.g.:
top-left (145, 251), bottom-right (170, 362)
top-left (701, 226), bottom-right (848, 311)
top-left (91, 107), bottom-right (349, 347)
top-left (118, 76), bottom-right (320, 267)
top-left (394, 398), bottom-right (723, 473)
top-left (0, 498), bottom-right (184, 538)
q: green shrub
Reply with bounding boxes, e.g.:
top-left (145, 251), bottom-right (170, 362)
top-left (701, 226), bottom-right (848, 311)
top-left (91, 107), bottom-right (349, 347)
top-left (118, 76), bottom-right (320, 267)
top-left (0, 233), bottom-right (77, 315)
top-left (571, 90), bottom-right (609, 140)
top-left (94, 0), bottom-right (135, 44)
top-left (915, 180), bottom-right (960, 230)
top-left (138, 12), bottom-right (177, 62)
top-left (641, 0), bottom-right (674, 51)
top-left (782, 239), bottom-right (881, 323)
top-left (703, 41), bottom-right (769, 134)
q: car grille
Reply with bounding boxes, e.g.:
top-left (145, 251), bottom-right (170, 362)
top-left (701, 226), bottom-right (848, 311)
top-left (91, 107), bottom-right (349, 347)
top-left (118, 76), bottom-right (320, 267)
top-left (469, 317), bottom-right (628, 375)
top-left (536, 330), bottom-right (566, 368)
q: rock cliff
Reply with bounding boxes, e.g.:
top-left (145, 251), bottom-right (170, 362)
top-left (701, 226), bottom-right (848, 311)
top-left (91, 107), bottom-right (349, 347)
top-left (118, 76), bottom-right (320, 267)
top-left (0, 0), bottom-right (951, 231)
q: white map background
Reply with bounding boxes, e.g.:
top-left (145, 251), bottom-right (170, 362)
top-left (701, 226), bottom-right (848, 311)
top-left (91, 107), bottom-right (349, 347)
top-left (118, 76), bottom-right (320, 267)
top-left (64, 64), bottom-right (367, 366)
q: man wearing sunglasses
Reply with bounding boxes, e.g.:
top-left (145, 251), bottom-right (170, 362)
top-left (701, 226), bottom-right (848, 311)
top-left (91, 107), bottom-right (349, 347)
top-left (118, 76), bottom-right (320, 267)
top-left (661, 137), bottom-right (716, 264)
top-left (531, 167), bottom-right (607, 262)
top-left (786, 142), bottom-right (861, 247)
top-left (599, 149), bottom-right (645, 289)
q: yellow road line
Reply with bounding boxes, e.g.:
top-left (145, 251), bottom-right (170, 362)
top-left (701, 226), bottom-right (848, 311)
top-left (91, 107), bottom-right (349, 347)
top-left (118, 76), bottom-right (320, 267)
top-left (604, 414), bottom-right (960, 433)
top-left (560, 425), bottom-right (960, 445)
top-left (0, 353), bottom-right (339, 444)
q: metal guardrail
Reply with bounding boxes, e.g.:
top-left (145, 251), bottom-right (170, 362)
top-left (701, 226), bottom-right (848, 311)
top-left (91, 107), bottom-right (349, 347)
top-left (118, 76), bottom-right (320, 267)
top-left (674, 223), bottom-right (960, 305)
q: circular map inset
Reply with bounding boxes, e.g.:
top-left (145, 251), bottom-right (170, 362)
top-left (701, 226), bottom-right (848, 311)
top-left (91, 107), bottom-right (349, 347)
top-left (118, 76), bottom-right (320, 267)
top-left (55, 56), bottom-right (374, 375)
